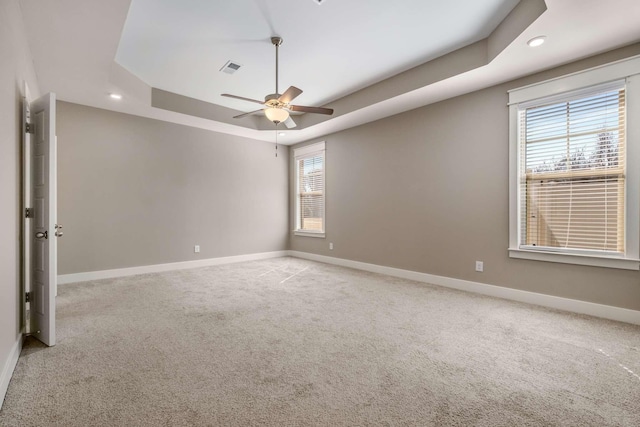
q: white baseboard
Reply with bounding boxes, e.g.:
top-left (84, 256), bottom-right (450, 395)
top-left (0, 334), bottom-right (23, 410)
top-left (57, 251), bottom-right (288, 284)
top-left (288, 251), bottom-right (640, 326)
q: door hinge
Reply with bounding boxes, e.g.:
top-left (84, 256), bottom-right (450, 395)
top-left (25, 291), bottom-right (32, 303)
top-left (25, 123), bottom-right (34, 134)
top-left (25, 208), bottom-right (32, 218)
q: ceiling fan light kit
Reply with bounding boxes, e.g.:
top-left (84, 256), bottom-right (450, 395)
top-left (264, 107), bottom-right (289, 123)
top-left (221, 36), bottom-right (333, 126)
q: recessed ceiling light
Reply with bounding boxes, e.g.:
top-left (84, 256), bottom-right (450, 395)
top-left (109, 93), bottom-right (122, 100)
top-left (527, 36), bottom-right (546, 47)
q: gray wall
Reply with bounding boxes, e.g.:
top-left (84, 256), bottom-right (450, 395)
top-left (0, 0), bottom-right (40, 404)
top-left (57, 102), bottom-right (288, 275)
top-left (290, 44), bottom-right (640, 312)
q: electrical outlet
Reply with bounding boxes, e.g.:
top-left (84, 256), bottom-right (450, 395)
top-left (475, 261), bottom-right (484, 272)
top-left (194, 245), bottom-right (200, 253)
top-left (329, 242), bottom-right (334, 250)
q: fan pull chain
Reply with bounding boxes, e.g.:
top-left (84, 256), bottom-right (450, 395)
top-left (275, 127), bottom-right (278, 157)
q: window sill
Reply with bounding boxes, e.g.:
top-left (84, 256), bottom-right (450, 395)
top-left (508, 248), bottom-right (640, 270)
top-left (294, 230), bottom-right (325, 239)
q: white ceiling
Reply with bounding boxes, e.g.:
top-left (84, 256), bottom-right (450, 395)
top-left (115, 0), bottom-right (518, 112)
top-left (18, 0), bottom-right (640, 145)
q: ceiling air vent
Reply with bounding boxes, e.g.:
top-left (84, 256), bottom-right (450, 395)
top-left (220, 61), bottom-right (242, 74)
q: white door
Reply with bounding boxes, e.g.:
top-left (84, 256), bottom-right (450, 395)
top-left (27, 92), bottom-right (57, 347)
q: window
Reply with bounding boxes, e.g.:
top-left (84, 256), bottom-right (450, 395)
top-left (522, 83), bottom-right (625, 252)
top-left (294, 141), bottom-right (325, 237)
top-left (509, 57), bottom-right (640, 270)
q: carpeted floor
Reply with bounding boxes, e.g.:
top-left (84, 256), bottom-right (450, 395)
top-left (1, 257), bottom-right (639, 426)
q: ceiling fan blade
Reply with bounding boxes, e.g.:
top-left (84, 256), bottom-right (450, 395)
top-left (221, 94), bottom-right (265, 105)
top-left (278, 86), bottom-right (303, 104)
top-left (283, 116), bottom-right (297, 129)
top-left (289, 105), bottom-right (334, 115)
top-left (233, 109), bottom-right (264, 119)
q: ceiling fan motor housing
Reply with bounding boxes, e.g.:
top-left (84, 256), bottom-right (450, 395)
top-left (265, 93), bottom-right (281, 102)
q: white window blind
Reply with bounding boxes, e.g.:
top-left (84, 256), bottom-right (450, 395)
top-left (294, 142), bottom-right (325, 235)
top-left (519, 84), bottom-right (626, 254)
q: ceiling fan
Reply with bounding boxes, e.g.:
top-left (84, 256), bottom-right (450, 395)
top-left (221, 36), bottom-right (334, 128)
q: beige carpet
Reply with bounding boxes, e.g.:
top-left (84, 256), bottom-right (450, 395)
top-left (1, 257), bottom-right (639, 426)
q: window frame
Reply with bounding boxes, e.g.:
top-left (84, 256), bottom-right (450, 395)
top-left (508, 56), bottom-right (640, 270)
top-left (293, 141), bottom-right (326, 238)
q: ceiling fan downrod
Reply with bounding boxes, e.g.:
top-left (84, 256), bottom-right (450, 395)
top-left (271, 36), bottom-right (283, 96)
